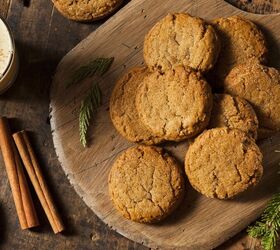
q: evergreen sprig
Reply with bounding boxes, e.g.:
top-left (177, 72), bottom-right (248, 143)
top-left (66, 57), bottom-right (114, 88)
top-left (79, 83), bottom-right (101, 147)
top-left (248, 193), bottom-right (280, 250)
top-left (67, 56), bottom-right (114, 147)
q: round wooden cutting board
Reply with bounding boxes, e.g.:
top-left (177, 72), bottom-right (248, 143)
top-left (50, 0), bottom-right (280, 249)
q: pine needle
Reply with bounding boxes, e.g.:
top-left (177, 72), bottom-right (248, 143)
top-left (68, 56), bottom-right (113, 147)
top-left (248, 193), bottom-right (280, 250)
top-left (66, 57), bottom-right (114, 88)
top-left (79, 83), bottom-right (101, 147)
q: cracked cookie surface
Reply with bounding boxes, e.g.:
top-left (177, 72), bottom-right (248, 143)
top-left (136, 66), bottom-right (213, 141)
top-left (52, 0), bottom-right (123, 21)
top-left (212, 16), bottom-right (267, 85)
top-left (185, 128), bottom-right (263, 199)
top-left (224, 62), bottom-right (280, 134)
top-left (108, 145), bottom-right (185, 223)
top-left (144, 13), bottom-right (220, 73)
top-left (110, 67), bottom-right (162, 145)
top-left (209, 94), bottom-right (258, 139)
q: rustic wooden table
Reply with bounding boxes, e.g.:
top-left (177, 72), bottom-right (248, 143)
top-left (0, 0), bottom-right (279, 249)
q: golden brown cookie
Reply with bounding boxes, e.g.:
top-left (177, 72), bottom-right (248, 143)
top-left (110, 67), bottom-right (162, 145)
top-left (212, 16), bottom-right (267, 85)
top-left (52, 0), bottom-right (123, 22)
top-left (209, 94), bottom-right (258, 139)
top-left (108, 145), bottom-right (185, 223)
top-left (224, 62), bottom-right (280, 133)
top-left (185, 128), bottom-right (263, 199)
top-left (144, 13), bottom-right (220, 73)
top-left (136, 66), bottom-right (213, 141)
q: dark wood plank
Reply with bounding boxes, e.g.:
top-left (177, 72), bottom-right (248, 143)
top-left (0, 0), bottom-right (279, 249)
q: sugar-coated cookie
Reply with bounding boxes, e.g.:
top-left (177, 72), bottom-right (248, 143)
top-left (109, 146), bottom-right (185, 223)
top-left (224, 62), bottom-right (280, 133)
top-left (209, 94), bottom-right (258, 139)
top-left (185, 128), bottom-right (263, 199)
top-left (144, 13), bottom-right (220, 73)
top-left (136, 66), bottom-right (213, 141)
top-left (212, 16), bottom-right (267, 85)
top-left (110, 67), bottom-right (162, 145)
top-left (53, 0), bottom-right (123, 21)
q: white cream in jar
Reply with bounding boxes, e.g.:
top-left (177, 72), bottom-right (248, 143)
top-left (0, 17), bottom-right (18, 94)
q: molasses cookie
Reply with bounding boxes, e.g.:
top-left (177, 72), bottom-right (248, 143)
top-left (224, 62), bottom-right (280, 133)
top-left (212, 16), bottom-right (267, 84)
top-left (136, 66), bottom-right (213, 141)
top-left (144, 13), bottom-right (220, 73)
top-left (110, 67), bottom-right (162, 145)
top-left (52, 0), bottom-right (123, 21)
top-left (108, 145), bottom-right (185, 223)
top-left (185, 128), bottom-right (263, 199)
top-left (209, 94), bottom-right (258, 139)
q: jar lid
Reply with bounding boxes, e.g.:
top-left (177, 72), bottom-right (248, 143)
top-left (0, 17), bottom-right (13, 80)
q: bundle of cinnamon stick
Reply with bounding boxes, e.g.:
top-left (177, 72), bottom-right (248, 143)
top-left (0, 117), bottom-right (64, 233)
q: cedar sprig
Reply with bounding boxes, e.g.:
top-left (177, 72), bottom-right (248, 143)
top-left (66, 57), bottom-right (114, 88)
top-left (248, 193), bottom-right (280, 250)
top-left (79, 83), bottom-right (101, 147)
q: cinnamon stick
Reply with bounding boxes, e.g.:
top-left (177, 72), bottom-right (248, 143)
top-left (0, 117), bottom-right (39, 229)
top-left (13, 130), bottom-right (64, 234)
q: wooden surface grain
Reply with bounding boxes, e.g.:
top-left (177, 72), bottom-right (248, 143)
top-left (0, 0), bottom-right (279, 249)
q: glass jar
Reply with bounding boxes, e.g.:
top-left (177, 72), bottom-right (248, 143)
top-left (0, 17), bottom-right (18, 94)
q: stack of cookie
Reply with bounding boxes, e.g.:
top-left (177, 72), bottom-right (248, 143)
top-left (108, 13), bottom-right (279, 223)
